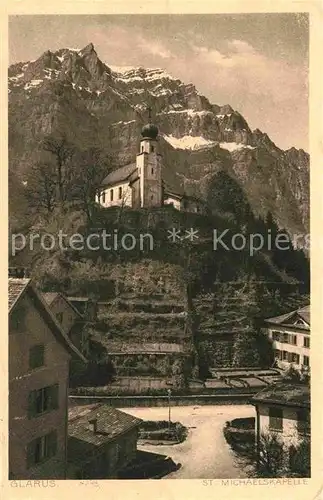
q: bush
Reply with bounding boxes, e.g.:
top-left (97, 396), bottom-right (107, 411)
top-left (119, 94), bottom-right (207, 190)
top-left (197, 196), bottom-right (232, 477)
top-left (139, 420), bottom-right (188, 443)
top-left (257, 433), bottom-right (284, 477)
top-left (289, 438), bottom-right (310, 477)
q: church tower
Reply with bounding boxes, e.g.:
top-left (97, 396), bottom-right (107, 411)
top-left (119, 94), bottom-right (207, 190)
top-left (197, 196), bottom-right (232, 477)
top-left (136, 115), bottom-right (163, 208)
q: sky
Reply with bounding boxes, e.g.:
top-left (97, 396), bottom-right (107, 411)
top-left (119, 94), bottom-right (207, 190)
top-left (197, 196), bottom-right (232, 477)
top-left (9, 14), bottom-right (309, 151)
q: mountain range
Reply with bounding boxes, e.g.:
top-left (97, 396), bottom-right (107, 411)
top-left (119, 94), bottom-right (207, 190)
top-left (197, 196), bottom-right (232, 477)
top-left (8, 42), bottom-right (309, 236)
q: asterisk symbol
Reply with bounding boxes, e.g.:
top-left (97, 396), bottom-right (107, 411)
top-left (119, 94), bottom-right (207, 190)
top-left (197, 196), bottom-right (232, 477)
top-left (167, 228), bottom-right (182, 242)
top-left (184, 228), bottom-right (199, 242)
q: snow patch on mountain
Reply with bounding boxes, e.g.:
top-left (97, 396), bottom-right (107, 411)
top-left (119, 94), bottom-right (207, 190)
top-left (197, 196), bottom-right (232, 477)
top-left (9, 73), bottom-right (24, 82)
top-left (160, 109), bottom-right (211, 118)
top-left (219, 142), bottom-right (255, 152)
top-left (112, 67), bottom-right (177, 84)
top-left (109, 65), bottom-right (140, 74)
top-left (164, 135), bottom-right (215, 150)
top-left (24, 79), bottom-right (43, 90)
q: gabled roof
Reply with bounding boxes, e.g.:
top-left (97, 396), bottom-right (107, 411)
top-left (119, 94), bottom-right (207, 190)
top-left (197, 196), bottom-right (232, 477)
top-left (101, 162), bottom-right (137, 187)
top-left (251, 381), bottom-right (310, 409)
top-left (264, 305), bottom-right (310, 329)
top-left (9, 279), bottom-right (86, 362)
top-left (43, 291), bottom-right (83, 318)
top-left (9, 278), bottom-right (30, 311)
top-left (68, 404), bottom-right (142, 464)
top-left (42, 292), bottom-right (59, 306)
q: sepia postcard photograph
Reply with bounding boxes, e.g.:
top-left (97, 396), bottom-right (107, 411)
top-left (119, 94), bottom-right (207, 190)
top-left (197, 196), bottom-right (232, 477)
top-left (3, 1), bottom-right (322, 497)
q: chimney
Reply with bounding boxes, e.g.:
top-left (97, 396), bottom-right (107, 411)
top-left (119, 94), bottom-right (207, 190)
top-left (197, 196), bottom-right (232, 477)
top-left (88, 418), bottom-right (98, 433)
top-left (9, 267), bottom-right (30, 278)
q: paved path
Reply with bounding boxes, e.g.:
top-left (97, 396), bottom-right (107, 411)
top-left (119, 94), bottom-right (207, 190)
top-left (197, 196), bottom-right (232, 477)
top-left (121, 404), bottom-right (255, 479)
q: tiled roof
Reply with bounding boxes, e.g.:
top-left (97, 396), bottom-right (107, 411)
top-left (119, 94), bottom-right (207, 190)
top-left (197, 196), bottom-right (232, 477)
top-left (8, 278), bottom-right (30, 311)
top-left (264, 304), bottom-right (310, 327)
top-left (101, 163), bottom-right (137, 187)
top-left (251, 382), bottom-right (310, 408)
top-left (298, 305), bottom-right (310, 324)
top-left (68, 404), bottom-right (142, 462)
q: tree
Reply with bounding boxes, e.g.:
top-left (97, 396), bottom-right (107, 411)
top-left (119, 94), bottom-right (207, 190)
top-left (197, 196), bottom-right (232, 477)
top-left (232, 332), bottom-right (261, 367)
top-left (74, 147), bottom-right (113, 221)
top-left (25, 160), bottom-right (57, 214)
top-left (42, 134), bottom-right (76, 204)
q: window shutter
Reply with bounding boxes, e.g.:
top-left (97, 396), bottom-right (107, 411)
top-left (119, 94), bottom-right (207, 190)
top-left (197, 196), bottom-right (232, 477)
top-left (47, 431), bottom-right (57, 458)
top-left (26, 440), bottom-right (36, 468)
top-left (28, 391), bottom-right (36, 419)
top-left (51, 384), bottom-right (59, 410)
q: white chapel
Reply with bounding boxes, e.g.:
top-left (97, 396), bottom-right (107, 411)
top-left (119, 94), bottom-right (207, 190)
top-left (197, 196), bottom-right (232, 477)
top-left (95, 118), bottom-right (204, 213)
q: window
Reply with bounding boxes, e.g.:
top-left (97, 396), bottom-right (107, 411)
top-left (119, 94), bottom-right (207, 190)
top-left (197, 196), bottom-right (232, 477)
top-left (28, 384), bottom-right (59, 418)
top-left (10, 305), bottom-right (26, 332)
top-left (56, 312), bottom-right (63, 324)
top-left (110, 189), bottom-right (114, 202)
top-left (272, 330), bottom-right (281, 341)
top-left (303, 355), bottom-right (310, 367)
top-left (303, 337), bottom-right (310, 348)
top-left (274, 349), bottom-right (281, 360)
top-left (102, 191), bottom-right (106, 203)
top-left (287, 352), bottom-right (293, 363)
top-left (297, 410), bottom-right (310, 436)
top-left (141, 145), bottom-right (144, 152)
top-left (29, 345), bottom-right (44, 370)
top-left (269, 407), bottom-right (283, 431)
top-left (151, 168), bottom-right (154, 175)
top-left (290, 335), bottom-right (297, 345)
top-left (27, 431), bottom-right (57, 468)
top-left (118, 186), bottom-right (122, 199)
top-left (291, 353), bottom-right (300, 364)
top-left (282, 333), bottom-right (289, 343)
top-left (282, 351), bottom-right (288, 361)
top-left (151, 145), bottom-right (154, 152)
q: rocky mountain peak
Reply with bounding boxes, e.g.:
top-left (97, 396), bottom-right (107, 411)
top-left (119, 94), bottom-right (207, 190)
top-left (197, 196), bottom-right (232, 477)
top-left (80, 42), bottom-right (95, 54)
top-left (8, 42), bottom-right (309, 236)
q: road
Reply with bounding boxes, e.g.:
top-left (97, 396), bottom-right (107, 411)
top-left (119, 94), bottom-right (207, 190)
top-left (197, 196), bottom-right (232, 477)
top-left (121, 404), bottom-right (255, 479)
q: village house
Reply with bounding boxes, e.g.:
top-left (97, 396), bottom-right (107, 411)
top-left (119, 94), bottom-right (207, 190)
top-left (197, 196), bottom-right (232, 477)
top-left (67, 296), bottom-right (98, 321)
top-left (67, 403), bottom-right (142, 479)
top-left (251, 382), bottom-right (310, 465)
top-left (43, 292), bottom-right (90, 357)
top-left (95, 116), bottom-right (205, 213)
top-left (263, 305), bottom-right (310, 371)
top-left (8, 278), bottom-right (87, 480)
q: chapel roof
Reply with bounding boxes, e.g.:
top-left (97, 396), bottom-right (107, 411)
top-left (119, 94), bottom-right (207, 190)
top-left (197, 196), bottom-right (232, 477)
top-left (101, 162), bottom-right (137, 187)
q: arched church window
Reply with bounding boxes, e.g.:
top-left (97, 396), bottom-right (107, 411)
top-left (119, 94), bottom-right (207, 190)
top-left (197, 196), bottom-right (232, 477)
top-left (151, 168), bottom-right (154, 175)
top-left (110, 189), bottom-right (114, 202)
top-left (102, 191), bottom-right (106, 203)
top-left (141, 145), bottom-right (144, 153)
top-left (118, 186), bottom-right (122, 199)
